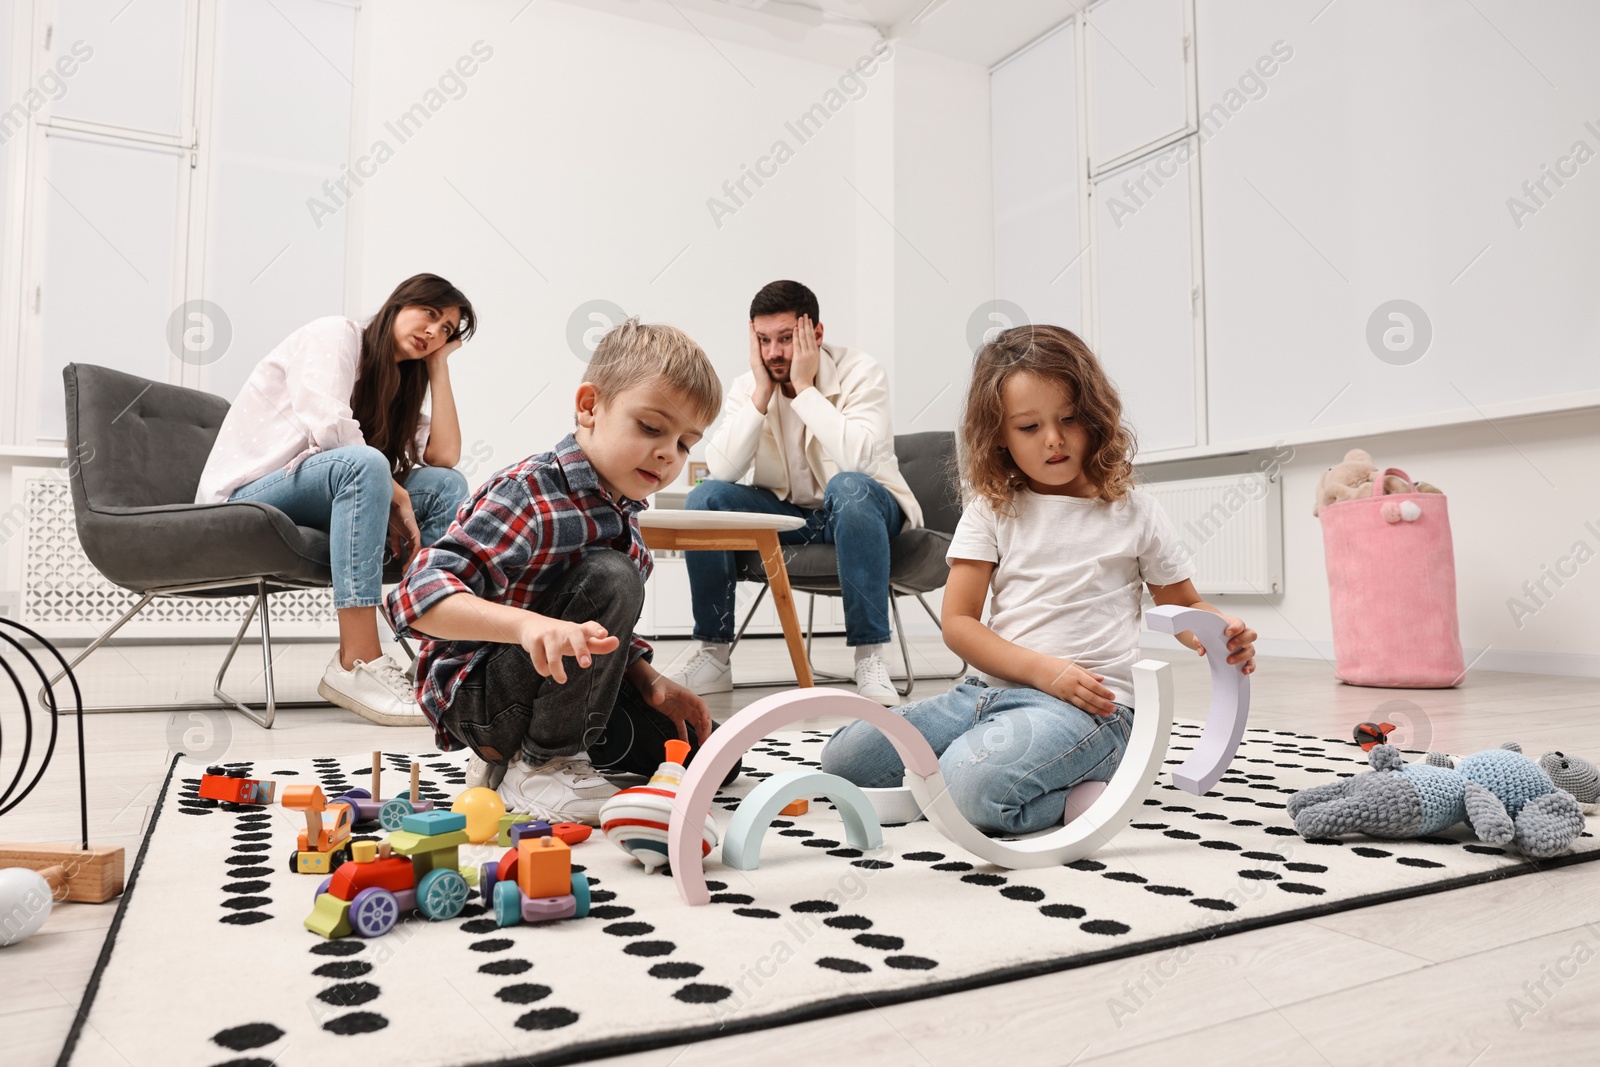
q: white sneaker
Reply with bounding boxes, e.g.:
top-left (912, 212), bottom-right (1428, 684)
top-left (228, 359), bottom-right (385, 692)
top-left (317, 653), bottom-right (428, 727)
top-left (853, 654), bottom-right (899, 706)
top-left (664, 643), bottom-right (733, 695)
top-left (497, 754), bottom-right (619, 826)
top-left (464, 753), bottom-right (506, 791)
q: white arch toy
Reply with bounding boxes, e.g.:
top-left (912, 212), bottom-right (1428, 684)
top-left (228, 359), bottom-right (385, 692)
top-left (667, 605), bottom-right (1250, 905)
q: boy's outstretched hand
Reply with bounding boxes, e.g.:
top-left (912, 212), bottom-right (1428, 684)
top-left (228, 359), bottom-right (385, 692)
top-left (518, 616), bottom-right (620, 684)
top-left (636, 671), bottom-right (714, 744)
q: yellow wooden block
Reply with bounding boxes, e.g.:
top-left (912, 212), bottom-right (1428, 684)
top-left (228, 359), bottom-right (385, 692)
top-left (305, 893), bottom-right (352, 939)
top-left (388, 828), bottom-right (469, 856)
top-left (516, 835), bottom-right (570, 899)
top-left (351, 840), bottom-right (378, 863)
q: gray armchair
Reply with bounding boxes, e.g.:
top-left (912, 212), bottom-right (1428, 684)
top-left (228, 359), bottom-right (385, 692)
top-left (727, 431), bottom-right (967, 697)
top-left (46, 363), bottom-right (407, 727)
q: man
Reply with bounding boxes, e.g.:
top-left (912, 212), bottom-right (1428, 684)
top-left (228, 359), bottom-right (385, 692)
top-left (663, 280), bottom-right (921, 705)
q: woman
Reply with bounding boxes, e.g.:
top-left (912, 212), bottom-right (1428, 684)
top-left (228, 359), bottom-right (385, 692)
top-left (196, 274), bottom-right (477, 726)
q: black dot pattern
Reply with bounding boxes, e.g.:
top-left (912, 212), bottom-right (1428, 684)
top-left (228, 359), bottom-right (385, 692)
top-left (171, 731), bottom-right (1575, 1060)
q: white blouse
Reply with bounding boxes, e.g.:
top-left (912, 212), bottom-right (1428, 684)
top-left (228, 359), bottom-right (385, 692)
top-left (195, 316), bottom-right (430, 504)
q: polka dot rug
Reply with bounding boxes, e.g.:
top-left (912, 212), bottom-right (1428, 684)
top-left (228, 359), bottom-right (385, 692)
top-left (57, 725), bottom-right (1600, 1067)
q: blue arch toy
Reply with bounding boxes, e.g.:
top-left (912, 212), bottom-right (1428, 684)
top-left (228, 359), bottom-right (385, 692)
top-left (722, 770), bottom-right (883, 870)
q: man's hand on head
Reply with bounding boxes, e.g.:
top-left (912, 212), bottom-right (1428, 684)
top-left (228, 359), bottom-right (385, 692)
top-left (748, 320), bottom-right (774, 415)
top-left (790, 313), bottom-right (820, 394)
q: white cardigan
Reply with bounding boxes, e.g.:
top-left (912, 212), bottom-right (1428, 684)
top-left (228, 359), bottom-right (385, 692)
top-left (194, 316), bottom-right (429, 504)
top-left (704, 344), bottom-right (921, 531)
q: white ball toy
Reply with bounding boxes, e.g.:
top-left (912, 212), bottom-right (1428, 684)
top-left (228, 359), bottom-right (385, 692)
top-left (0, 868), bottom-right (55, 947)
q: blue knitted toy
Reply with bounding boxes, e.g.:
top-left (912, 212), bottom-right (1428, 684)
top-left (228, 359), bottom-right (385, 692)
top-left (1287, 743), bottom-right (1586, 859)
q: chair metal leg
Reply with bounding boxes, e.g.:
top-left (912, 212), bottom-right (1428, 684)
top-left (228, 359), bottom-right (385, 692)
top-left (889, 595), bottom-right (915, 699)
top-left (726, 582), bottom-right (769, 657)
top-left (39, 580), bottom-right (328, 722)
top-left (39, 590), bottom-right (158, 707)
top-left (214, 581), bottom-right (277, 729)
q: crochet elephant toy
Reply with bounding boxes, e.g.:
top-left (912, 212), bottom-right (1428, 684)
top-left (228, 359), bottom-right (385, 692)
top-left (1287, 743), bottom-right (1587, 859)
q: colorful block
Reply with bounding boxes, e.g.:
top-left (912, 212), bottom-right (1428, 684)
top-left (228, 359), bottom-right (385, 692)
top-left (550, 822), bottom-right (592, 845)
top-left (516, 835), bottom-right (571, 899)
top-left (521, 895), bottom-right (577, 923)
top-left (496, 813), bottom-right (535, 847)
top-left (508, 820), bottom-right (552, 845)
top-left (387, 828), bottom-right (469, 856)
top-left (780, 799), bottom-right (809, 817)
top-left (305, 893), bottom-right (352, 938)
top-left (351, 840), bottom-right (378, 863)
top-left (400, 809), bottom-right (467, 836)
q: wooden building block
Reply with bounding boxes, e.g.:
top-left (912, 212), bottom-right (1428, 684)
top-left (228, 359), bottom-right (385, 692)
top-left (508, 820), bottom-right (551, 845)
top-left (779, 799), bottom-right (809, 817)
top-left (516, 835), bottom-right (570, 899)
top-left (0, 843), bottom-right (124, 903)
top-left (305, 893), bottom-right (353, 939)
top-left (400, 810), bottom-right (466, 836)
top-left (496, 813), bottom-right (534, 846)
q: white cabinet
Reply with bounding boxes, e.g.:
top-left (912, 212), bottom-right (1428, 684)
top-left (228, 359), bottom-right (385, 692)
top-left (1089, 136), bottom-right (1203, 453)
top-left (992, 22), bottom-right (1084, 333)
top-left (1086, 0), bottom-right (1192, 171)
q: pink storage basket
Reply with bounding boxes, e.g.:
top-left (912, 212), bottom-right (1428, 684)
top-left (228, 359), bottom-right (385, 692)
top-left (1319, 467), bottom-right (1465, 687)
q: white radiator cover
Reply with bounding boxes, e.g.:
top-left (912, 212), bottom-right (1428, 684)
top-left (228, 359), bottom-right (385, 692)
top-left (1142, 472), bottom-right (1284, 595)
top-left (17, 471), bottom-right (336, 639)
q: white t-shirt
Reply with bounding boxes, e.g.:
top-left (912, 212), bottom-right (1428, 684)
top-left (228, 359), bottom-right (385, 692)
top-left (772, 390), bottom-right (823, 509)
top-left (946, 487), bottom-right (1196, 707)
top-left (194, 316), bottom-right (430, 504)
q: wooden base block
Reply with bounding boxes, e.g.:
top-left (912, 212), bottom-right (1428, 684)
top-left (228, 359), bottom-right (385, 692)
top-left (0, 843), bottom-right (125, 903)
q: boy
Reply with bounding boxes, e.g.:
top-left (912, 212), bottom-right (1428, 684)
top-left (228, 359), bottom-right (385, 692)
top-left (384, 320), bottom-right (724, 823)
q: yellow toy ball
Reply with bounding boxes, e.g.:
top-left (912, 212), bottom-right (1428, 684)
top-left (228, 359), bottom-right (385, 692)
top-left (451, 787), bottom-right (506, 844)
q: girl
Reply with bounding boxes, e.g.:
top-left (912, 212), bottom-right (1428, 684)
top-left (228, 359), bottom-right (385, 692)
top-left (195, 274), bottom-right (477, 727)
top-left (822, 325), bottom-right (1257, 835)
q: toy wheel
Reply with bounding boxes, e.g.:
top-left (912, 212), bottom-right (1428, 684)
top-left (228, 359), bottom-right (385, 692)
top-left (569, 872), bottom-right (590, 919)
top-left (378, 797), bottom-right (414, 831)
top-left (349, 887), bottom-right (400, 937)
top-left (286, 849), bottom-right (302, 875)
top-left (341, 787), bottom-right (372, 801)
top-left (328, 846), bottom-right (350, 872)
top-left (417, 868), bottom-right (470, 921)
top-left (205, 764), bottom-right (226, 776)
top-left (479, 862), bottom-right (498, 904)
top-left (314, 876), bottom-right (332, 902)
top-left (492, 880), bottom-right (523, 928)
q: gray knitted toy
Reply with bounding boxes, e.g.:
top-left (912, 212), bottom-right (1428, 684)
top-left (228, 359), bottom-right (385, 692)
top-left (1288, 743), bottom-right (1586, 859)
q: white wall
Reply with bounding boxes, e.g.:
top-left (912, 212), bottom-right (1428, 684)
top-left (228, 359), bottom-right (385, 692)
top-left (345, 0), bottom-right (903, 489)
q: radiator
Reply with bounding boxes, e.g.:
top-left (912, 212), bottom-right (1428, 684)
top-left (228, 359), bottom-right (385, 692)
top-left (13, 469), bottom-right (335, 638)
top-left (1142, 471), bottom-right (1283, 595)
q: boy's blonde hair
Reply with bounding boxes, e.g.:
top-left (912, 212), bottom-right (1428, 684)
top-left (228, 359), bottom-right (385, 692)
top-left (959, 324), bottom-right (1137, 514)
top-left (585, 319), bottom-right (722, 428)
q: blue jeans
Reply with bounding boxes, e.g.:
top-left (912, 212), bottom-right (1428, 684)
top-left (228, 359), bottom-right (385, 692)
top-left (684, 472), bottom-right (904, 647)
top-left (228, 445), bottom-right (469, 609)
top-left (820, 677), bottom-right (1136, 835)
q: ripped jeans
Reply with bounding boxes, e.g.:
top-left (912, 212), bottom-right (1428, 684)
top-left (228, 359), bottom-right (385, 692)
top-left (820, 677), bottom-right (1135, 836)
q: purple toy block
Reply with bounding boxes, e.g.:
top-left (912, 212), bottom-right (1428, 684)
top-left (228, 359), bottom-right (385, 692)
top-left (508, 820), bottom-right (552, 845)
top-left (520, 894), bottom-right (576, 923)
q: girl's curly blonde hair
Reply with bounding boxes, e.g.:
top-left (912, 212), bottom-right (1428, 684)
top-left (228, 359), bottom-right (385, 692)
top-left (958, 324), bottom-right (1137, 514)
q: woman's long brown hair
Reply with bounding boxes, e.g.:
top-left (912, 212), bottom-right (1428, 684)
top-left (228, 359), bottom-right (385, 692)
top-left (349, 273), bottom-right (476, 479)
top-left (958, 324), bottom-right (1137, 514)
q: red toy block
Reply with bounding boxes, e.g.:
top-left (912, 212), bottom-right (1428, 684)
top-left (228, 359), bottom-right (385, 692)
top-left (550, 823), bottom-right (592, 845)
top-left (496, 847), bottom-right (519, 887)
top-left (516, 836), bottom-right (570, 899)
top-left (328, 855), bottom-right (413, 901)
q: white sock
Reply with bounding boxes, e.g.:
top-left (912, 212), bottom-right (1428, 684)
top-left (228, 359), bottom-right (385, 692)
top-left (702, 641), bottom-right (732, 665)
top-left (854, 643), bottom-right (887, 665)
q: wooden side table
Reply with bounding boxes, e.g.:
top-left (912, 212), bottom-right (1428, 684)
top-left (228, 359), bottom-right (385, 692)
top-left (637, 510), bottom-right (813, 687)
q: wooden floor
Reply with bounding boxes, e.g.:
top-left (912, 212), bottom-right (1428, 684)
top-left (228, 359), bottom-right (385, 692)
top-left (4, 634), bottom-right (1598, 1066)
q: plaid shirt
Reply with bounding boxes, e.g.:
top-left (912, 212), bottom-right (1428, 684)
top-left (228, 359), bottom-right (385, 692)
top-left (384, 434), bottom-right (653, 749)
